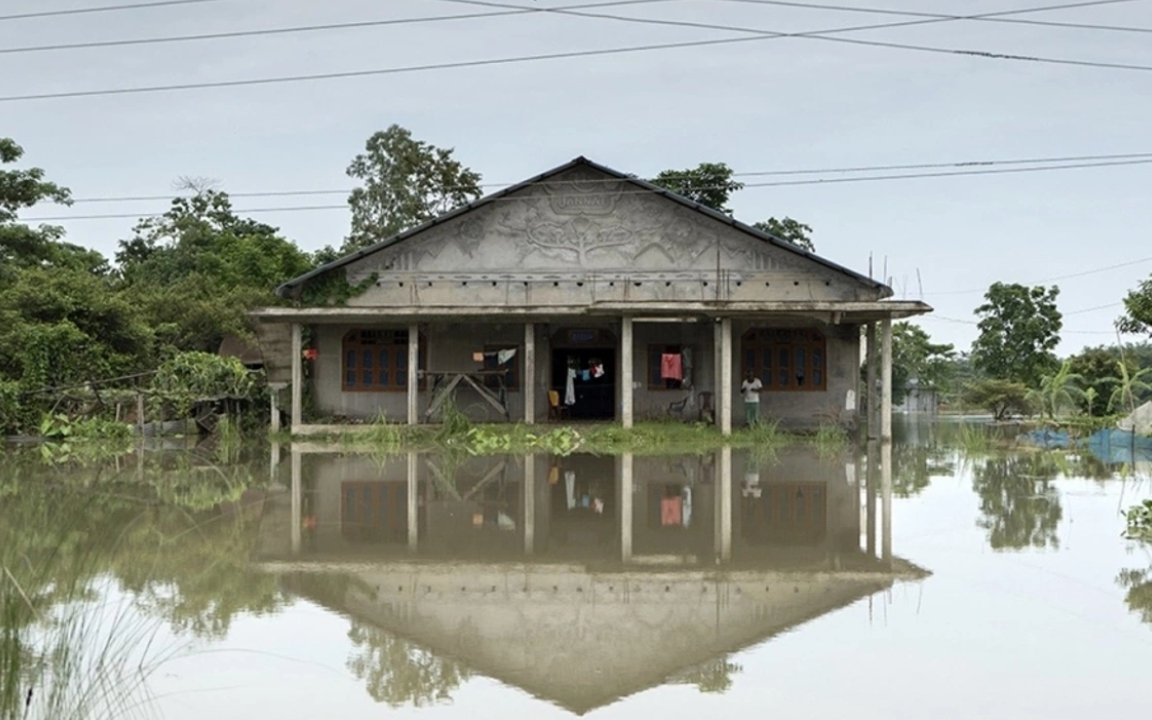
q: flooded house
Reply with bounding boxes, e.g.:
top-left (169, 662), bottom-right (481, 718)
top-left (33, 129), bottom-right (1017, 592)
top-left (252, 157), bottom-right (930, 435)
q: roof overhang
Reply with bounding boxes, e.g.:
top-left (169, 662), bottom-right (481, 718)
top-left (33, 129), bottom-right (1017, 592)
top-left (250, 300), bottom-right (931, 325)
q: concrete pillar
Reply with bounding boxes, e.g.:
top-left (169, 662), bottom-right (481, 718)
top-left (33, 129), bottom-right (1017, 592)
top-left (524, 454), bottom-right (535, 555)
top-left (407, 323), bottom-right (419, 426)
top-left (880, 318), bottom-right (893, 443)
top-left (881, 440), bottom-right (893, 567)
top-left (269, 384), bottom-right (281, 433)
top-left (620, 453), bottom-right (633, 563)
top-left (524, 322), bottom-right (536, 425)
top-left (865, 440), bottom-right (877, 558)
top-left (865, 323), bottom-right (878, 440)
top-left (407, 451), bottom-right (419, 552)
top-left (716, 445), bottom-right (732, 562)
top-left (290, 323), bottom-right (303, 431)
top-left (621, 316), bottom-right (634, 428)
top-left (718, 317), bottom-right (733, 435)
top-left (290, 446), bottom-right (302, 555)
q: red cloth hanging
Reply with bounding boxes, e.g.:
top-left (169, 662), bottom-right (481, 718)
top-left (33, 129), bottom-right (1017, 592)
top-left (660, 353), bottom-right (683, 381)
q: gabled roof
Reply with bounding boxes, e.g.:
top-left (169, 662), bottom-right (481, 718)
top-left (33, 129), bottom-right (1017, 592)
top-left (276, 156), bottom-right (892, 299)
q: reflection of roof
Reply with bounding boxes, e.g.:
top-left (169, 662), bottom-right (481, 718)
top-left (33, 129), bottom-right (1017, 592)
top-left (278, 560), bottom-right (927, 715)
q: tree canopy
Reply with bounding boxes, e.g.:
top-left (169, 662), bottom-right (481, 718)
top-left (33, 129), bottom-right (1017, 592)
top-left (648, 161), bottom-right (816, 252)
top-left (344, 124), bottom-right (483, 252)
top-left (971, 282), bottom-right (1063, 387)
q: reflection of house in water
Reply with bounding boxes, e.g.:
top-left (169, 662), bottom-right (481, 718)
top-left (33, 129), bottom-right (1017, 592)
top-left (258, 445), bottom-right (925, 714)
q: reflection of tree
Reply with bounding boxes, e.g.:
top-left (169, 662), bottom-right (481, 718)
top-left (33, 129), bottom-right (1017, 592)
top-left (891, 444), bottom-right (955, 498)
top-left (669, 658), bottom-right (742, 694)
top-left (972, 454), bottom-right (1063, 550)
top-left (346, 623), bottom-right (471, 707)
top-left (1116, 567), bottom-right (1152, 625)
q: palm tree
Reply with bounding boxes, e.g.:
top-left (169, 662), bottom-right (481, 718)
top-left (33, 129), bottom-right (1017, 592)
top-left (1105, 361), bottom-right (1152, 416)
top-left (1026, 360), bottom-right (1086, 420)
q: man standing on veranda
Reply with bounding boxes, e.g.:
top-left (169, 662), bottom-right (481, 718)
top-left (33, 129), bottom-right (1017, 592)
top-left (741, 370), bottom-right (763, 426)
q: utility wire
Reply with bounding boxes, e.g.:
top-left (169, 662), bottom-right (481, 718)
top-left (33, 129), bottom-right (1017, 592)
top-left (0, 0), bottom-right (677, 55)
top-left (22, 157), bottom-right (1152, 221)
top-left (926, 256), bottom-right (1152, 296)
top-left (63, 151), bottom-right (1152, 204)
top-left (4, 0), bottom-right (1149, 103)
top-left (443, 0), bottom-right (1152, 72)
top-left (723, 0), bottom-right (1152, 34)
top-left (921, 314), bottom-right (1129, 335)
top-left (0, 0), bottom-right (221, 22)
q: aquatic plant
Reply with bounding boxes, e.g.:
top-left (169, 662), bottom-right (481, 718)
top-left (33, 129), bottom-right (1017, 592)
top-left (1126, 500), bottom-right (1152, 542)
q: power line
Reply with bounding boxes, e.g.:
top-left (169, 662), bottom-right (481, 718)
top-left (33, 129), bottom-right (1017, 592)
top-left (927, 256), bottom-right (1152, 296)
top-left (3, 0), bottom-right (1148, 103)
top-left (443, 0), bottom-right (1152, 73)
top-left (724, 0), bottom-right (1152, 35)
top-left (0, 0), bottom-right (220, 22)
top-left (62, 151), bottom-right (1152, 204)
top-left (921, 314), bottom-right (1129, 335)
top-left (22, 156), bottom-right (1152, 221)
top-left (0, 0), bottom-right (676, 55)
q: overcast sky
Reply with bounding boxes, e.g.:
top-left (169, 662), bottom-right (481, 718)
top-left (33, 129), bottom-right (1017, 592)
top-left (4, 0), bottom-right (1151, 354)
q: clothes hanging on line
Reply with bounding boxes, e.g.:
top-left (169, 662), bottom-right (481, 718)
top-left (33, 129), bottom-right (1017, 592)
top-left (581, 369), bottom-right (591, 382)
top-left (681, 347), bottom-right (693, 388)
top-left (565, 369), bottom-right (577, 406)
top-left (590, 362), bottom-right (605, 378)
top-left (496, 348), bottom-right (517, 366)
top-left (661, 496), bottom-right (682, 526)
top-left (661, 353), bottom-right (683, 381)
top-left (549, 465), bottom-right (560, 485)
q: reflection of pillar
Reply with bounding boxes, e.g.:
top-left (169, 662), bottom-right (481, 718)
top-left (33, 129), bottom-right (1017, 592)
top-left (881, 441), bottom-right (893, 567)
top-left (880, 318), bottom-right (893, 443)
top-left (524, 322), bottom-right (536, 425)
top-left (620, 453), bottom-right (633, 562)
top-left (407, 323), bottom-right (419, 426)
top-left (290, 323), bottom-right (303, 431)
top-left (524, 454), bottom-right (535, 555)
top-left (290, 446), bottom-right (302, 555)
top-left (716, 446), bottom-right (732, 563)
top-left (866, 440), bottom-right (877, 558)
top-left (270, 442), bottom-right (281, 484)
top-left (407, 451), bottom-right (418, 552)
top-left (866, 323), bottom-right (878, 440)
top-left (621, 317), bottom-right (634, 428)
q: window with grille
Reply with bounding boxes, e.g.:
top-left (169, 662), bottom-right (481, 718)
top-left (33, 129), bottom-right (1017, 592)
top-left (342, 329), bottom-right (426, 392)
top-left (740, 328), bottom-right (827, 391)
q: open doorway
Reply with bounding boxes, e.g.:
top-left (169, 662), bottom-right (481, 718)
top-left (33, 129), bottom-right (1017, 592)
top-left (550, 327), bottom-right (617, 421)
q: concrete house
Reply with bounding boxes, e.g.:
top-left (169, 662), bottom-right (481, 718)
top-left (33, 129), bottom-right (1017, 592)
top-left (253, 157), bottom-right (929, 435)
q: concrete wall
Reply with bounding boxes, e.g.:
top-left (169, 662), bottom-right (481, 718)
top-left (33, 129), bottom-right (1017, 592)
top-left (337, 164), bottom-right (885, 308)
top-left (310, 319), bottom-right (860, 426)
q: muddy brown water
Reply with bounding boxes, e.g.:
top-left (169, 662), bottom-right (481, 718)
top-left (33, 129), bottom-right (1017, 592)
top-left (3, 417), bottom-right (1150, 720)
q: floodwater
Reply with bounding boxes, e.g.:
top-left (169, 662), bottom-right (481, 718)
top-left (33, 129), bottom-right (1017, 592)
top-left (3, 418), bottom-right (1151, 720)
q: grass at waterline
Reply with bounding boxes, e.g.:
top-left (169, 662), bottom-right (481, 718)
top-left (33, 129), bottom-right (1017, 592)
top-left (1, 485), bottom-right (180, 720)
top-left (281, 416), bottom-right (857, 457)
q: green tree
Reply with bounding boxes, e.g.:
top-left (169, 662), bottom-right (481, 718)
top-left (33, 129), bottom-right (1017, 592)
top-left (0, 138), bottom-right (79, 277)
top-left (116, 189), bottom-right (313, 352)
top-left (752, 217), bottom-right (815, 252)
top-left (971, 283), bottom-right (1062, 387)
top-left (1119, 276), bottom-right (1152, 336)
top-left (861, 322), bottom-right (956, 406)
top-left (344, 125), bottom-right (483, 252)
top-left (963, 378), bottom-right (1032, 420)
top-left (649, 162), bottom-right (744, 214)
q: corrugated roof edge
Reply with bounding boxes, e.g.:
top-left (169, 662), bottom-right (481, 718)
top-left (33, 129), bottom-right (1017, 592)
top-left (276, 156), bottom-right (893, 300)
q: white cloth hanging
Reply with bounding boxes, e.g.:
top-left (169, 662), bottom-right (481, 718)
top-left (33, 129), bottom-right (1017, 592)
top-left (497, 348), bottom-right (517, 366)
top-left (565, 368), bottom-right (577, 406)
